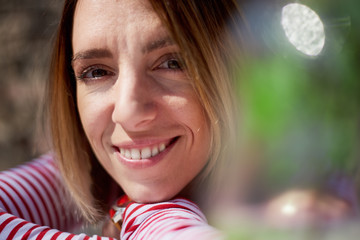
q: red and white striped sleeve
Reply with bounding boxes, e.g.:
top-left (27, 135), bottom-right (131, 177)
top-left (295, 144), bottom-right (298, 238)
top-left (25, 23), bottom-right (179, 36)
top-left (0, 155), bottom-right (222, 239)
top-left (0, 154), bottom-right (77, 230)
top-left (121, 198), bottom-right (224, 240)
top-left (0, 210), bottom-right (116, 240)
top-left (0, 154), bottom-right (116, 240)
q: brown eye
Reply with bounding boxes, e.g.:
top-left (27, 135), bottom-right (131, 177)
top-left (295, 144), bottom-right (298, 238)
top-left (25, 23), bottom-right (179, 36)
top-left (83, 68), bottom-right (110, 79)
top-left (77, 65), bottom-right (115, 82)
top-left (156, 55), bottom-right (185, 71)
top-left (166, 59), bottom-right (182, 69)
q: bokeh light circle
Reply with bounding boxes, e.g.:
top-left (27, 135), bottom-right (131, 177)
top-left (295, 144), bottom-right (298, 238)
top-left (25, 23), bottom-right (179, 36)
top-left (281, 3), bottom-right (325, 56)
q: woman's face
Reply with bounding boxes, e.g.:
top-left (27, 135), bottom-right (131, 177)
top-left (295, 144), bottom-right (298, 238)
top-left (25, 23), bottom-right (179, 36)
top-left (72, 0), bottom-right (211, 203)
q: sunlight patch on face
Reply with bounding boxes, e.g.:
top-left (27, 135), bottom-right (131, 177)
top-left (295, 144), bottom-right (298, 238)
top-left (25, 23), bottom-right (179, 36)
top-left (281, 3), bottom-right (325, 56)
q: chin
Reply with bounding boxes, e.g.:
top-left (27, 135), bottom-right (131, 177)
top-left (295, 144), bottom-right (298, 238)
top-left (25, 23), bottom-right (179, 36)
top-left (126, 187), bottom-right (179, 204)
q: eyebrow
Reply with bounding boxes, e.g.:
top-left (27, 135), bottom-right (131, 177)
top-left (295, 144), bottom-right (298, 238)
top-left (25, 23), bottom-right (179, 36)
top-left (71, 36), bottom-right (175, 64)
top-left (142, 36), bottom-right (175, 54)
top-left (72, 48), bottom-right (113, 64)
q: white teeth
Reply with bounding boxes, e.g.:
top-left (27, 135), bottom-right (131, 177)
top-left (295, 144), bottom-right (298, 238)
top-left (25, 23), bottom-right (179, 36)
top-left (151, 146), bottom-right (159, 156)
top-left (131, 149), bottom-right (141, 160)
top-left (119, 141), bottom-right (170, 160)
top-left (141, 147), bottom-right (151, 159)
top-left (159, 143), bottom-right (165, 152)
top-left (125, 149), bottom-right (131, 159)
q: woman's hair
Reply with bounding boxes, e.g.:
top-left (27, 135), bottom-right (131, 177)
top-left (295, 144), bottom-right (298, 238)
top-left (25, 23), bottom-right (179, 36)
top-left (49, 0), bottom-right (247, 223)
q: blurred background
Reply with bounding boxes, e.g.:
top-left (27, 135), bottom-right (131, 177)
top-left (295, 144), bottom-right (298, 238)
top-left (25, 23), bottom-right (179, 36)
top-left (237, 0), bottom-right (360, 203)
top-left (216, 0), bottom-right (360, 238)
top-left (0, 0), bottom-right (62, 170)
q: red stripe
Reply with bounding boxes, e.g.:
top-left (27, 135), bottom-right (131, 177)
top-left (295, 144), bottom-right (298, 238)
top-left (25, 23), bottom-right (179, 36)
top-left (172, 199), bottom-right (203, 217)
top-left (124, 204), bottom-right (175, 235)
top-left (7, 220), bottom-right (27, 239)
top-left (0, 194), bottom-right (12, 213)
top-left (41, 156), bottom-right (59, 173)
top-left (123, 204), bottom-right (144, 233)
top-left (129, 204), bottom-right (201, 239)
top-left (148, 216), bottom-right (193, 237)
top-left (21, 225), bottom-right (37, 240)
top-left (0, 185), bottom-right (24, 219)
top-left (50, 231), bottom-right (62, 240)
top-left (65, 233), bottom-right (75, 240)
top-left (150, 223), bottom-right (192, 239)
top-left (135, 210), bottom-right (174, 237)
top-left (124, 203), bottom-right (191, 234)
top-left (0, 178), bottom-right (35, 222)
top-left (136, 210), bottom-right (193, 238)
top-left (0, 215), bottom-right (17, 232)
top-left (173, 224), bottom-right (192, 231)
top-left (38, 154), bottom-right (54, 164)
top-left (126, 224), bottom-right (141, 235)
top-left (174, 198), bottom-right (199, 209)
top-left (35, 228), bottom-right (51, 240)
top-left (147, 203), bottom-right (193, 213)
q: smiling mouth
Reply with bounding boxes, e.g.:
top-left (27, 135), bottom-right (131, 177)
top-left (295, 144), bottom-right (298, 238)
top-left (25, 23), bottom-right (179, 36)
top-left (114, 137), bottom-right (179, 160)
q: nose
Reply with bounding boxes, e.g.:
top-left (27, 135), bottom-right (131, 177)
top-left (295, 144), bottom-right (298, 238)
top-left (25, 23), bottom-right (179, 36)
top-left (111, 70), bottom-right (157, 131)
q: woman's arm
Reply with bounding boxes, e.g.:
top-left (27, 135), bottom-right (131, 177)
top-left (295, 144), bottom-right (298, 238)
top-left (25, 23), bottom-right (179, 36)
top-left (0, 154), bottom-right (76, 230)
top-left (0, 210), bottom-right (116, 240)
top-left (1, 198), bottom-right (220, 240)
top-left (0, 155), bottom-right (222, 239)
top-left (0, 154), bottom-right (115, 239)
top-left (121, 198), bottom-right (223, 240)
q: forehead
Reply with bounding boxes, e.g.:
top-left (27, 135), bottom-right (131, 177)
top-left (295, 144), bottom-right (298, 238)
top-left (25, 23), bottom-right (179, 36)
top-left (74, 0), bottom-right (155, 22)
top-left (72, 0), bottom-right (166, 51)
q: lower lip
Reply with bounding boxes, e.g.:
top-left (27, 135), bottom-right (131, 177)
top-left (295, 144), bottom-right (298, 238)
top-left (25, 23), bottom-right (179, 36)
top-left (114, 138), bottom-right (178, 169)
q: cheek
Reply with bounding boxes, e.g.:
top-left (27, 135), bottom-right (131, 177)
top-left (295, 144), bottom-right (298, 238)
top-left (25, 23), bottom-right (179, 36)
top-left (171, 94), bottom-right (211, 165)
top-left (164, 92), bottom-right (206, 125)
top-left (193, 116), bottom-right (211, 168)
top-left (187, 99), bottom-right (212, 170)
top-left (77, 91), bottom-right (112, 149)
top-left (174, 97), bottom-right (208, 136)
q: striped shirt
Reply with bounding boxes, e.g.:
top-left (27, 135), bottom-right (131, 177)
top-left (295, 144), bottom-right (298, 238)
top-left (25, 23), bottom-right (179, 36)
top-left (0, 155), bottom-right (222, 239)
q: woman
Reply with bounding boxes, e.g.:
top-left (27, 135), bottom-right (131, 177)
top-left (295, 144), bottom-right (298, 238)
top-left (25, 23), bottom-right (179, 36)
top-left (0, 0), bottom-right (245, 239)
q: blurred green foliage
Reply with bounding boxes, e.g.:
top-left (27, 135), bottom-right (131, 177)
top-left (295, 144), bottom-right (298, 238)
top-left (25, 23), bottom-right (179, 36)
top-left (237, 0), bottom-right (360, 196)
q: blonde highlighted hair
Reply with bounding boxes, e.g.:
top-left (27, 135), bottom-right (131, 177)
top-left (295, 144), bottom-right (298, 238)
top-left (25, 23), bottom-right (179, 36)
top-left (49, 0), bottom-right (246, 223)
